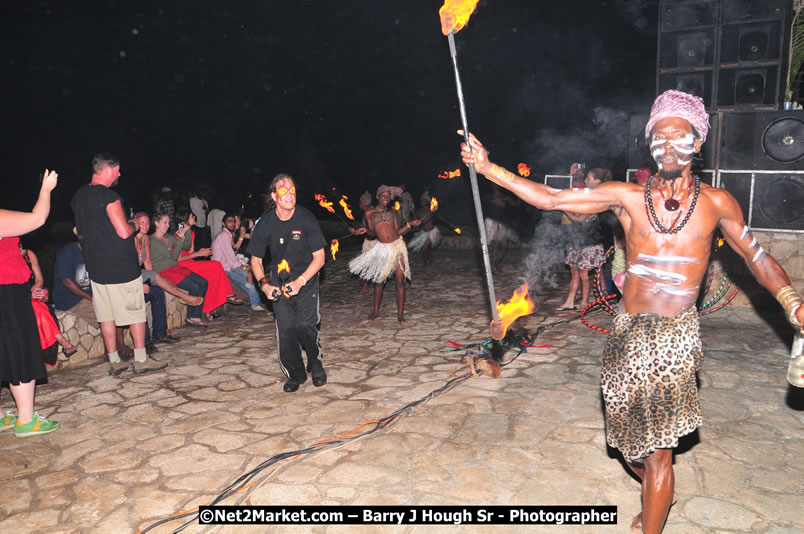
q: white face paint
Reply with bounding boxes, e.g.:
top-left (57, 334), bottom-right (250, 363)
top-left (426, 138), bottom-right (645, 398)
top-left (651, 133), bottom-right (695, 167)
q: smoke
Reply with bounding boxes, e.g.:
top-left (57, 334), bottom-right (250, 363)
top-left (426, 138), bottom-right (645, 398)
top-left (520, 217), bottom-right (568, 294)
top-left (525, 105), bottom-right (631, 174)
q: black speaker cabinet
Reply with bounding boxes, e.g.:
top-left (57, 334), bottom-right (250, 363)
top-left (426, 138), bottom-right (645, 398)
top-left (719, 171), bottom-right (804, 230)
top-left (628, 113), bottom-right (719, 171)
top-left (657, 0), bottom-right (790, 110)
top-left (718, 111), bottom-right (804, 170)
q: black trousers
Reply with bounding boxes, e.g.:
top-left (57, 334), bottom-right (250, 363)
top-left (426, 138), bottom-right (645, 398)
top-left (273, 278), bottom-right (323, 382)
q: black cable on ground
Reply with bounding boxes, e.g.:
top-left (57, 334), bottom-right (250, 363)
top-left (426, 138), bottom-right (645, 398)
top-left (141, 309), bottom-right (599, 533)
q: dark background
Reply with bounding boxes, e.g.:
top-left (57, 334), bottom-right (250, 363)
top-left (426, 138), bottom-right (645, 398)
top-left (1, 0), bottom-right (659, 240)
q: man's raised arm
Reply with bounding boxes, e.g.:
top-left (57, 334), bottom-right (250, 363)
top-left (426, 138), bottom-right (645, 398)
top-left (715, 190), bottom-right (804, 327)
top-left (458, 131), bottom-right (621, 215)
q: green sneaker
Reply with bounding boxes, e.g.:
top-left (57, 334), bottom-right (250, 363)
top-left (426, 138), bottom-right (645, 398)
top-left (14, 412), bottom-right (60, 438)
top-left (1, 409), bottom-right (16, 431)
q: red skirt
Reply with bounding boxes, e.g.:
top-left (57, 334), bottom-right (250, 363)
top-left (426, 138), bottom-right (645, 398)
top-left (31, 299), bottom-right (59, 350)
top-left (158, 264), bottom-right (194, 286)
top-left (178, 260), bottom-right (233, 313)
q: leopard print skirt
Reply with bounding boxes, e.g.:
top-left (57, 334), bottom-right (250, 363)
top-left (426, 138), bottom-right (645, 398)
top-left (601, 305), bottom-right (702, 461)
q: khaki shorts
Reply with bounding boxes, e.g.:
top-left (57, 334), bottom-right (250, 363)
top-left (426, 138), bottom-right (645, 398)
top-left (90, 278), bottom-right (146, 326)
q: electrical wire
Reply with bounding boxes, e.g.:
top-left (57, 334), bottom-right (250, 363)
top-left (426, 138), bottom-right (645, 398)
top-left (139, 311), bottom-right (589, 533)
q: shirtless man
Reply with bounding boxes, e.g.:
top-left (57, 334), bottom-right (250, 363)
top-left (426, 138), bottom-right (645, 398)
top-left (349, 185), bottom-right (420, 323)
top-left (459, 89), bottom-right (804, 534)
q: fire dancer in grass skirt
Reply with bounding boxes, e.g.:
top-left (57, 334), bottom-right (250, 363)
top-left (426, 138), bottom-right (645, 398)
top-left (459, 89), bottom-right (804, 534)
top-left (349, 185), bottom-right (420, 323)
top-left (407, 191), bottom-right (442, 268)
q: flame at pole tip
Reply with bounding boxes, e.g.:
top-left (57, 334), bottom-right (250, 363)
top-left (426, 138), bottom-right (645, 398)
top-left (330, 240), bottom-right (339, 261)
top-left (490, 283), bottom-right (535, 340)
top-left (339, 195), bottom-right (354, 220)
top-left (439, 0), bottom-right (479, 36)
top-left (277, 259), bottom-right (290, 274)
top-left (314, 193), bottom-right (335, 214)
top-left (430, 196), bottom-right (438, 212)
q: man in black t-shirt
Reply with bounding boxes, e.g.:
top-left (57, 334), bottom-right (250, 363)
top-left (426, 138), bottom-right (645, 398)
top-left (71, 153), bottom-right (167, 376)
top-left (247, 173), bottom-right (327, 393)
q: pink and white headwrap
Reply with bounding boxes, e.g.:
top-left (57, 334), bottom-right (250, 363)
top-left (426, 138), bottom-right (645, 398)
top-left (644, 90), bottom-right (709, 143)
top-left (377, 185), bottom-right (402, 198)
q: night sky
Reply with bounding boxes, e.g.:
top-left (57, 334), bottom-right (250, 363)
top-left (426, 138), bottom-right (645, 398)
top-left (2, 0), bottom-right (658, 229)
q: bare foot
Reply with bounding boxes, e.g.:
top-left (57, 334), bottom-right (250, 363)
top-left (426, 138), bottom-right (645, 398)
top-left (183, 295), bottom-right (204, 306)
top-left (630, 513), bottom-right (642, 534)
top-left (631, 496), bottom-right (677, 534)
top-left (367, 312), bottom-right (379, 321)
top-left (398, 314), bottom-right (407, 324)
top-left (359, 285), bottom-right (369, 294)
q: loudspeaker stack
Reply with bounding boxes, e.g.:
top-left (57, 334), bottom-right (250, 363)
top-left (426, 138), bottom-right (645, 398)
top-left (629, 1), bottom-right (804, 231)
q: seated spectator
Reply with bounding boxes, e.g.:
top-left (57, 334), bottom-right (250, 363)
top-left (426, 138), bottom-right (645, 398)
top-left (21, 244), bottom-right (77, 360)
top-left (149, 212), bottom-right (210, 327)
top-left (53, 239), bottom-right (133, 359)
top-left (211, 213), bottom-right (264, 311)
top-left (133, 212), bottom-right (203, 343)
top-left (174, 208), bottom-right (243, 320)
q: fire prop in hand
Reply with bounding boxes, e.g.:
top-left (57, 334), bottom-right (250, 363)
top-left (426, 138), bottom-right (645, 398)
top-left (439, 0), bottom-right (479, 35)
top-left (330, 240), bottom-right (339, 261)
top-left (339, 195), bottom-right (354, 220)
top-left (438, 169), bottom-right (461, 179)
top-left (430, 196), bottom-right (439, 212)
top-left (393, 201), bottom-right (401, 211)
top-left (276, 259), bottom-right (291, 299)
top-left (490, 283), bottom-right (535, 340)
top-left (314, 194), bottom-right (335, 214)
top-left (454, 227), bottom-right (462, 234)
top-left (517, 163), bottom-right (531, 177)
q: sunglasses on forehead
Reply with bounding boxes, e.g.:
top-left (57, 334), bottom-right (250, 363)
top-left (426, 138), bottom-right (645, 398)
top-left (275, 186), bottom-right (296, 196)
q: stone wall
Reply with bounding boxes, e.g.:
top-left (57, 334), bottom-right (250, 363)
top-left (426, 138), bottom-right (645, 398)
top-left (54, 293), bottom-right (187, 367)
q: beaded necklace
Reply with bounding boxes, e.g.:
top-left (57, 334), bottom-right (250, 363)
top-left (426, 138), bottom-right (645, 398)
top-left (644, 174), bottom-right (701, 234)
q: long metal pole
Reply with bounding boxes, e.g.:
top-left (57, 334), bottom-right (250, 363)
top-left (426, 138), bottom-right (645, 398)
top-left (447, 31), bottom-right (499, 322)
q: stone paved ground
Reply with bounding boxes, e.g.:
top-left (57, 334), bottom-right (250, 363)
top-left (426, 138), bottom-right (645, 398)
top-left (0, 247), bottom-right (801, 534)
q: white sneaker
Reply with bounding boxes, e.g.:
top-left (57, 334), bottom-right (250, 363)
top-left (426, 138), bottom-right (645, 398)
top-left (251, 305), bottom-right (265, 311)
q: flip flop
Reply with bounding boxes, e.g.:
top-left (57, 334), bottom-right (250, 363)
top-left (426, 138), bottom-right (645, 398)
top-left (180, 295), bottom-right (204, 306)
top-left (185, 319), bottom-right (209, 328)
top-left (226, 296), bottom-right (245, 306)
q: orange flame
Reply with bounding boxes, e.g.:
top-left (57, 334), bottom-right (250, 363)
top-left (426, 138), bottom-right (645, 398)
top-left (277, 259), bottom-right (290, 275)
top-left (339, 195), bottom-right (354, 220)
top-left (490, 283), bottom-right (535, 340)
top-left (438, 169), bottom-right (461, 179)
top-left (314, 193), bottom-right (335, 214)
top-left (517, 163), bottom-right (531, 177)
top-left (716, 237), bottom-right (725, 250)
top-left (454, 227), bottom-right (462, 234)
top-left (393, 201), bottom-right (400, 211)
top-left (439, 0), bottom-right (479, 36)
top-left (430, 196), bottom-right (439, 212)
top-left (330, 240), bottom-right (339, 261)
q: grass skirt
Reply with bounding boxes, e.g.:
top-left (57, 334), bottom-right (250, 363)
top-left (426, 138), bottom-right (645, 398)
top-left (408, 228), bottom-right (441, 253)
top-left (349, 238), bottom-right (410, 283)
